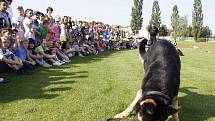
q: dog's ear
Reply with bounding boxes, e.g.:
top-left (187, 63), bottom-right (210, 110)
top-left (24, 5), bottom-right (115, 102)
top-left (140, 99), bottom-right (157, 115)
top-left (166, 106), bottom-right (178, 116)
top-left (139, 39), bottom-right (148, 60)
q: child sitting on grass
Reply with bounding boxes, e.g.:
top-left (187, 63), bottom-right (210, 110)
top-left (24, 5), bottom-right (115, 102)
top-left (35, 39), bottom-right (63, 66)
top-left (15, 38), bottom-right (36, 66)
top-left (27, 39), bottom-right (51, 67)
top-left (0, 36), bottom-right (23, 70)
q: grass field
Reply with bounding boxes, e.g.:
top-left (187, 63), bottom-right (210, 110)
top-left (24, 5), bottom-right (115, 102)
top-left (0, 41), bottom-right (215, 121)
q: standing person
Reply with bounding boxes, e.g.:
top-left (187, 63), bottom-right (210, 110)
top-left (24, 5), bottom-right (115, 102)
top-left (60, 16), bottom-right (69, 42)
top-left (32, 11), bottom-right (41, 28)
top-left (25, 24), bottom-right (40, 46)
top-left (16, 6), bottom-right (25, 38)
top-left (0, 0), bottom-right (12, 30)
top-left (39, 12), bottom-right (45, 25)
top-left (23, 9), bottom-right (33, 36)
top-left (46, 7), bottom-right (53, 20)
top-left (49, 16), bottom-right (61, 45)
top-left (17, 6), bottom-right (24, 23)
top-left (53, 15), bottom-right (61, 43)
top-left (5, 0), bottom-right (12, 22)
top-left (147, 23), bottom-right (159, 46)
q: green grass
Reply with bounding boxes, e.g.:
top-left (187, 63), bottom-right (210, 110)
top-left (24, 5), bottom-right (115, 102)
top-left (0, 41), bottom-right (215, 121)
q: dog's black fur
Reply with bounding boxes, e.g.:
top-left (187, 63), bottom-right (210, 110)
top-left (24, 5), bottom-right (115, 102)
top-left (137, 39), bottom-right (181, 121)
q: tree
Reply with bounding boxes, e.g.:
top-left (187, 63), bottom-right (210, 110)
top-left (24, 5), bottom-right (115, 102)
top-left (178, 16), bottom-right (188, 37)
top-left (150, 0), bottom-right (161, 29)
top-left (159, 25), bottom-right (168, 36)
top-left (200, 26), bottom-right (212, 38)
top-left (192, 0), bottom-right (203, 41)
top-left (171, 5), bottom-right (180, 41)
top-left (130, 0), bottom-right (143, 35)
top-left (187, 26), bottom-right (193, 37)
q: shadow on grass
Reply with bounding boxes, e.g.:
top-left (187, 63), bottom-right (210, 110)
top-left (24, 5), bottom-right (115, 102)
top-left (179, 87), bottom-right (215, 121)
top-left (107, 86), bottom-right (215, 121)
top-left (0, 50), bottom-right (129, 103)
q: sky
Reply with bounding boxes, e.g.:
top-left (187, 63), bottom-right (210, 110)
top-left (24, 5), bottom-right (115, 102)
top-left (11, 0), bottom-right (215, 35)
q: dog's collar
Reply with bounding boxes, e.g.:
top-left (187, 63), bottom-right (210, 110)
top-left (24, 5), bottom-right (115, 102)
top-left (143, 91), bottom-right (171, 105)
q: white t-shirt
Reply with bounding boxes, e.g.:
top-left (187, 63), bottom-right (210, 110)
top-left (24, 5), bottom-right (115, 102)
top-left (6, 7), bottom-right (13, 22)
top-left (17, 16), bottom-right (24, 23)
top-left (23, 17), bottom-right (33, 33)
top-left (60, 24), bottom-right (67, 41)
top-left (25, 31), bottom-right (35, 40)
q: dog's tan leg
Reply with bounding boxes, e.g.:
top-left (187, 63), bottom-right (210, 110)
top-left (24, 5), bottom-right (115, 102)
top-left (114, 89), bottom-right (142, 119)
top-left (172, 96), bottom-right (179, 121)
top-left (137, 112), bottom-right (143, 121)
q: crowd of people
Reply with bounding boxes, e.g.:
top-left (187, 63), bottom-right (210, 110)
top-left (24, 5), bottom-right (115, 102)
top-left (0, 0), bottom-right (139, 83)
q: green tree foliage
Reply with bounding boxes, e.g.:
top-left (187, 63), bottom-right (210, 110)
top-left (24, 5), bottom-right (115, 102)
top-left (178, 16), bottom-right (188, 37)
top-left (171, 5), bottom-right (179, 41)
top-left (192, 0), bottom-right (203, 41)
top-left (200, 26), bottom-right (212, 38)
top-left (150, 0), bottom-right (161, 29)
top-left (159, 25), bottom-right (168, 36)
top-left (187, 26), bottom-right (193, 37)
top-left (130, 0), bottom-right (143, 35)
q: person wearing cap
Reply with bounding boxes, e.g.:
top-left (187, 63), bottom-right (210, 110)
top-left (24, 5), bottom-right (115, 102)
top-left (32, 11), bottom-right (41, 28)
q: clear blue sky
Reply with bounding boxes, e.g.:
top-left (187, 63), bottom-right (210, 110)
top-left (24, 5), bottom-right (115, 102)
top-left (11, 0), bottom-right (215, 35)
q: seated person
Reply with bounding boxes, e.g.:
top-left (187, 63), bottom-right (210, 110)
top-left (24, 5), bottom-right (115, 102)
top-left (0, 36), bottom-right (23, 71)
top-left (52, 41), bottom-right (70, 63)
top-left (27, 39), bottom-right (51, 67)
top-left (35, 39), bottom-right (63, 66)
top-left (15, 38), bottom-right (36, 66)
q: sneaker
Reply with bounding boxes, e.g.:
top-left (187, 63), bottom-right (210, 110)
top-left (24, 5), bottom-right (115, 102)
top-left (53, 61), bottom-right (63, 66)
top-left (0, 78), bottom-right (9, 83)
top-left (42, 63), bottom-right (52, 68)
top-left (63, 59), bottom-right (71, 63)
top-left (59, 60), bottom-right (65, 65)
top-left (79, 54), bottom-right (85, 57)
top-left (94, 51), bottom-right (98, 55)
top-left (68, 53), bottom-right (74, 58)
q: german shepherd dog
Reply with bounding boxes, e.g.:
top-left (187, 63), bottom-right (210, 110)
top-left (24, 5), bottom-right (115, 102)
top-left (110, 39), bottom-right (180, 121)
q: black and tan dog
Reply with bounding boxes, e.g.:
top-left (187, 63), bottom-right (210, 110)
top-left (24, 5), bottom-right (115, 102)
top-left (110, 39), bottom-right (181, 121)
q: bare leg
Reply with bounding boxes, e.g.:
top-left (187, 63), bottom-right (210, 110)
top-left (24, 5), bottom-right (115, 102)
top-left (114, 89), bottom-right (142, 119)
top-left (172, 96), bottom-right (179, 121)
